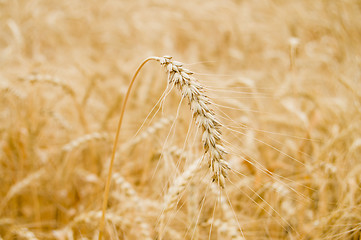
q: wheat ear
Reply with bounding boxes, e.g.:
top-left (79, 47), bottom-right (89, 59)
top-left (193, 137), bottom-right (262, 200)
top-left (0, 169), bottom-right (45, 215)
top-left (155, 56), bottom-right (230, 186)
top-left (159, 158), bottom-right (202, 239)
top-left (163, 158), bottom-right (202, 214)
top-left (112, 173), bottom-right (152, 240)
top-left (62, 132), bottom-right (111, 152)
top-left (21, 73), bottom-right (88, 131)
top-left (98, 56), bottom-right (229, 239)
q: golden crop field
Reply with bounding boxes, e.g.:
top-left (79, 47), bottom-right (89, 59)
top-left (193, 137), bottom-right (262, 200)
top-left (1, 0), bottom-right (361, 239)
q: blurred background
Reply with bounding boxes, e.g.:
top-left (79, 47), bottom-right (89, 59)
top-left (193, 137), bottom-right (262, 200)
top-left (1, 0), bottom-right (361, 239)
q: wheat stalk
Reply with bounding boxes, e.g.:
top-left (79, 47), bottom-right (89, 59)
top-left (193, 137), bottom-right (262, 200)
top-left (98, 56), bottom-right (230, 239)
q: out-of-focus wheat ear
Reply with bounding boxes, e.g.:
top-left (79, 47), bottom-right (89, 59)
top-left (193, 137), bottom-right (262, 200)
top-left (0, 82), bottom-right (26, 100)
top-left (21, 73), bottom-right (88, 131)
top-left (210, 184), bottom-right (245, 240)
top-left (13, 227), bottom-right (39, 240)
top-left (162, 158), bottom-right (202, 213)
top-left (160, 158), bottom-right (203, 240)
top-left (154, 56), bottom-right (230, 187)
top-left (166, 145), bottom-right (188, 161)
top-left (0, 169), bottom-right (45, 215)
top-left (60, 132), bottom-right (111, 177)
top-left (121, 116), bottom-right (174, 150)
top-left (52, 226), bottom-right (74, 240)
top-left (24, 74), bottom-right (75, 96)
top-left (70, 210), bottom-right (127, 238)
top-left (218, 198), bottom-right (245, 240)
top-left (112, 173), bottom-right (153, 240)
top-left (48, 111), bottom-right (73, 130)
top-left (72, 210), bottom-right (126, 226)
top-left (188, 182), bottom-right (200, 240)
top-left (135, 217), bottom-right (153, 240)
top-left (337, 76), bottom-right (361, 101)
top-left (62, 132), bottom-right (111, 153)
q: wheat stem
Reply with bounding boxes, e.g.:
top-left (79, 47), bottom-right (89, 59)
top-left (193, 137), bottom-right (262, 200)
top-left (98, 57), bottom-right (156, 240)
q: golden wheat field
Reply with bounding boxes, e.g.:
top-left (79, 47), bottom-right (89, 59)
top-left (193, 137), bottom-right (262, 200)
top-left (1, 0), bottom-right (361, 239)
